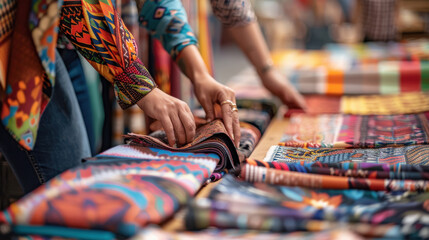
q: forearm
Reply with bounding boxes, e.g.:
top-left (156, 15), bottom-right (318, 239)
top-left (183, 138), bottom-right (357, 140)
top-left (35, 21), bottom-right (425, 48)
top-left (176, 45), bottom-right (212, 84)
top-left (227, 22), bottom-right (274, 79)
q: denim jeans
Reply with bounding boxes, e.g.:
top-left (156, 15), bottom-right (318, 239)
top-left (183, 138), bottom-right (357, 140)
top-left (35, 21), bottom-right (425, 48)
top-left (58, 48), bottom-right (95, 155)
top-left (0, 51), bottom-right (91, 193)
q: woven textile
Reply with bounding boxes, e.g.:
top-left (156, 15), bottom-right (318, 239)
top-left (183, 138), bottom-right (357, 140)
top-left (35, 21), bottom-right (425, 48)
top-left (281, 113), bottom-right (429, 148)
top-left (0, 149), bottom-right (217, 238)
top-left (341, 92), bottom-right (429, 115)
top-left (245, 157), bottom-right (429, 180)
top-left (242, 164), bottom-right (429, 191)
top-left (185, 175), bottom-right (427, 238)
top-left (125, 120), bottom-right (240, 172)
top-left (264, 145), bottom-right (429, 165)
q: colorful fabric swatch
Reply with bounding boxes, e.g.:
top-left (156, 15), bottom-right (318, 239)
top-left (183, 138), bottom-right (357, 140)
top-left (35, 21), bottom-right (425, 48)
top-left (125, 120), bottom-right (240, 172)
top-left (185, 174), bottom-right (429, 239)
top-left (281, 113), bottom-right (429, 148)
top-left (0, 150), bottom-right (217, 238)
top-left (341, 92), bottom-right (429, 115)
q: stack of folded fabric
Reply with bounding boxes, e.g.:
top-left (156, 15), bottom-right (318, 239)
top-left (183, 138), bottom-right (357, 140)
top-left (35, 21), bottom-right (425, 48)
top-left (125, 120), bottom-right (240, 173)
top-left (272, 41), bottom-right (429, 95)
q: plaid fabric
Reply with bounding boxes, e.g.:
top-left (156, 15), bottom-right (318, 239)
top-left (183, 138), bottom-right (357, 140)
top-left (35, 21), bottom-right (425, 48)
top-left (362, 0), bottom-right (398, 41)
top-left (210, 0), bottom-right (256, 28)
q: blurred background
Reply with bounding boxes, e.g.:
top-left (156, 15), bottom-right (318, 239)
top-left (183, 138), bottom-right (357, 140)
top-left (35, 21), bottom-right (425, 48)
top-left (214, 0), bottom-right (429, 82)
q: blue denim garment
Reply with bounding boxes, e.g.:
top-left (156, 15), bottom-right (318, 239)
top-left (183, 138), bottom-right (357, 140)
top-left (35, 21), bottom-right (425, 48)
top-left (58, 48), bottom-right (95, 155)
top-left (0, 51), bottom-right (91, 193)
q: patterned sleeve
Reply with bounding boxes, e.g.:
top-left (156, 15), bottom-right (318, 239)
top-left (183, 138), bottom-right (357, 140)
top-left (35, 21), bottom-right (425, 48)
top-left (210, 0), bottom-right (256, 28)
top-left (59, 0), bottom-right (156, 109)
top-left (136, 0), bottom-right (198, 59)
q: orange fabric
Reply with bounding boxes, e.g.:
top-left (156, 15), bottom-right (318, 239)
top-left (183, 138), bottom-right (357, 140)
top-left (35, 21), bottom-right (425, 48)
top-left (326, 69), bottom-right (343, 95)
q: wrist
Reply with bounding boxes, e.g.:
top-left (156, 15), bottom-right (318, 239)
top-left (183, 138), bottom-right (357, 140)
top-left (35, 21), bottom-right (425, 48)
top-left (256, 59), bottom-right (274, 77)
top-left (190, 71), bottom-right (213, 85)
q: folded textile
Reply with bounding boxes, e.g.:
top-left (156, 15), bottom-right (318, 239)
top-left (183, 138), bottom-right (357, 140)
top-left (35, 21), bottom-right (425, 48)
top-left (0, 151), bottom-right (217, 238)
top-left (185, 174), bottom-right (428, 238)
top-left (264, 145), bottom-right (429, 165)
top-left (241, 164), bottom-right (429, 191)
top-left (125, 120), bottom-right (240, 173)
top-left (280, 113), bottom-right (429, 148)
top-left (244, 158), bottom-right (429, 180)
top-left (341, 92), bottom-right (429, 115)
top-left (132, 226), bottom-right (362, 240)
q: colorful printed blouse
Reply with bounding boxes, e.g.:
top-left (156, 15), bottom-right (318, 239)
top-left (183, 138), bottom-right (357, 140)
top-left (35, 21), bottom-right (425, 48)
top-left (0, 0), bottom-right (157, 150)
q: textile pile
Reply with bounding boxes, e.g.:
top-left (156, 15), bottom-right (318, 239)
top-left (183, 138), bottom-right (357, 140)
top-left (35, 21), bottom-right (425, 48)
top-left (272, 41), bottom-right (429, 95)
top-left (0, 100), bottom-right (270, 239)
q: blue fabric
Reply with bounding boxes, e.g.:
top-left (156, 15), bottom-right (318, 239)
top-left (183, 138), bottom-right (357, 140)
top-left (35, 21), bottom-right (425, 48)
top-left (58, 48), bottom-right (96, 155)
top-left (12, 225), bottom-right (115, 240)
top-left (0, 51), bottom-right (91, 193)
top-left (138, 0), bottom-right (198, 59)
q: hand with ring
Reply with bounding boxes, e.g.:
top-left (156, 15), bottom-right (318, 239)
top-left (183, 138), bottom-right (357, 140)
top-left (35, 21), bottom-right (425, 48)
top-left (193, 74), bottom-right (241, 146)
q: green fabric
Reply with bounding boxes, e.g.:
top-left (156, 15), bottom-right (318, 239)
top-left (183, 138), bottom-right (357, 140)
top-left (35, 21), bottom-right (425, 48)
top-left (379, 61), bottom-right (399, 94)
top-left (421, 61), bottom-right (429, 91)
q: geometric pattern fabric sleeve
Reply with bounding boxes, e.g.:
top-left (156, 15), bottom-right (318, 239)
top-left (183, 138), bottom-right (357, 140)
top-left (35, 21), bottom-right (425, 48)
top-left (137, 0), bottom-right (198, 59)
top-left (60, 0), bottom-right (156, 109)
top-left (210, 0), bottom-right (256, 28)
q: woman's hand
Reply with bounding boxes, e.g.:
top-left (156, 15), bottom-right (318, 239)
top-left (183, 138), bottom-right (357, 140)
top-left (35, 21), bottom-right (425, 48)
top-left (261, 69), bottom-right (307, 110)
top-left (136, 88), bottom-right (196, 147)
top-left (193, 74), bottom-right (241, 146)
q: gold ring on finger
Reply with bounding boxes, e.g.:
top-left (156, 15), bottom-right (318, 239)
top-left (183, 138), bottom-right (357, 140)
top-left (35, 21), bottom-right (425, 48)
top-left (220, 100), bottom-right (236, 107)
top-left (231, 107), bottom-right (238, 113)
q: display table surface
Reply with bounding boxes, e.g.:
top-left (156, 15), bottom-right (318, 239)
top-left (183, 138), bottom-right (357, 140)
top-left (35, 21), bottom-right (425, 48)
top-left (162, 111), bottom-right (290, 232)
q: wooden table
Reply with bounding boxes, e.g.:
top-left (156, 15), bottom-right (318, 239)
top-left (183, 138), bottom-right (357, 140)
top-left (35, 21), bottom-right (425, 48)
top-left (249, 118), bottom-right (289, 160)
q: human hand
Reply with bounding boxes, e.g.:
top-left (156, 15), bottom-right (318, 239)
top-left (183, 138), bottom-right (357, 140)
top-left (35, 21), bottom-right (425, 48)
top-left (261, 69), bottom-right (307, 110)
top-left (136, 88), bottom-right (196, 147)
top-left (193, 74), bottom-right (240, 146)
